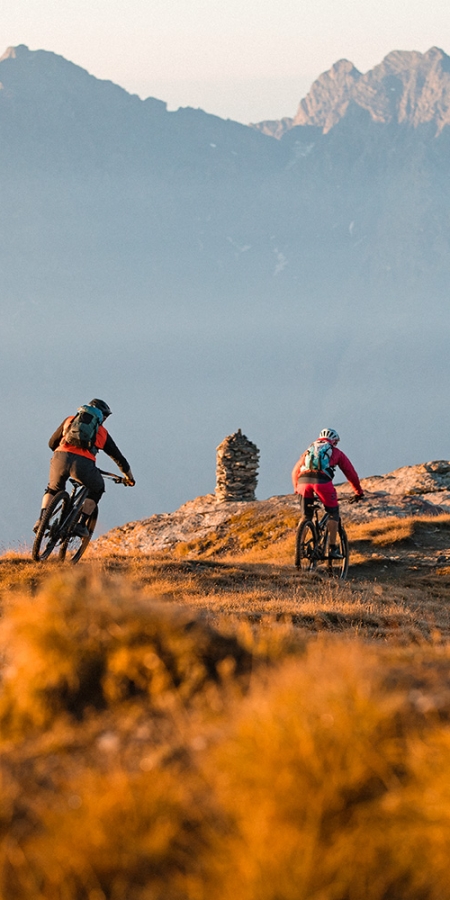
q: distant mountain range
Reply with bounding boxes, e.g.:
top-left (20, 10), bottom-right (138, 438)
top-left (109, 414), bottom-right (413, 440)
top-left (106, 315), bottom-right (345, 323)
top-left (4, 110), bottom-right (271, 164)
top-left (1, 44), bottom-right (450, 547)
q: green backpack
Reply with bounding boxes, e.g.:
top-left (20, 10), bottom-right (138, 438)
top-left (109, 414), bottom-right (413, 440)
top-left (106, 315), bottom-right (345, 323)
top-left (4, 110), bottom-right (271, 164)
top-left (63, 405), bottom-right (103, 450)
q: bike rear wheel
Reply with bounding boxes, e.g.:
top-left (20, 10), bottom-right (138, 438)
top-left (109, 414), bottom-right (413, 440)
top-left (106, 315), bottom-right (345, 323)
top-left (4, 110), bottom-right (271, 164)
top-left (295, 518), bottom-right (319, 571)
top-left (32, 491), bottom-right (69, 561)
top-left (58, 508), bottom-right (97, 563)
top-left (295, 518), bottom-right (349, 579)
top-left (327, 522), bottom-right (349, 580)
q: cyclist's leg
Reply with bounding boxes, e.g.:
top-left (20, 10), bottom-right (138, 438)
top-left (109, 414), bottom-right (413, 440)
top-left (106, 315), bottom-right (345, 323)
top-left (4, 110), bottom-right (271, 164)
top-left (325, 507), bottom-right (340, 548)
top-left (297, 484), bottom-right (315, 519)
top-left (34, 452), bottom-right (71, 532)
top-left (313, 482), bottom-right (340, 547)
top-left (295, 484), bottom-right (318, 569)
top-left (70, 457), bottom-right (105, 533)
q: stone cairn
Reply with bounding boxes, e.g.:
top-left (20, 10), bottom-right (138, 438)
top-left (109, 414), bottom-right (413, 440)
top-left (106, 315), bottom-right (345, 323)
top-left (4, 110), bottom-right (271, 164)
top-left (215, 429), bottom-right (260, 502)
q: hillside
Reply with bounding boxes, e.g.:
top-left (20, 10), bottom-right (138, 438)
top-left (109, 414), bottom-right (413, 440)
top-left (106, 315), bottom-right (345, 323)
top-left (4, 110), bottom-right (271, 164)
top-left (3, 462), bottom-right (450, 897)
top-left (4, 459), bottom-right (450, 639)
top-left (91, 459), bottom-right (450, 564)
top-left (5, 450), bottom-right (450, 899)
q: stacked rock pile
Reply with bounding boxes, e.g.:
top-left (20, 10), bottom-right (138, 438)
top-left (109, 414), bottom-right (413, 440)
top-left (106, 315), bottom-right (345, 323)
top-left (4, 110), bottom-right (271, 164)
top-left (215, 429), bottom-right (260, 502)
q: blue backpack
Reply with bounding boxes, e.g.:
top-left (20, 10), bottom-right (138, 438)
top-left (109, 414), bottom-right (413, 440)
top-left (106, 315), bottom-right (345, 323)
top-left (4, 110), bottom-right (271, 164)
top-left (63, 405), bottom-right (103, 450)
top-left (301, 440), bottom-right (334, 477)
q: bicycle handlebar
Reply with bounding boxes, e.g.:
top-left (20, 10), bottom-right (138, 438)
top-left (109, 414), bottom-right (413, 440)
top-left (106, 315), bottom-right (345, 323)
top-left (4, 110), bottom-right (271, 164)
top-left (301, 495), bottom-right (364, 509)
top-left (98, 469), bottom-right (128, 485)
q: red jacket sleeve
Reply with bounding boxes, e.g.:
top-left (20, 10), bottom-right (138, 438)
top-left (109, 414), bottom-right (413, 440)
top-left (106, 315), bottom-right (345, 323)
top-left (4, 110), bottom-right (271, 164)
top-left (333, 448), bottom-right (363, 494)
top-left (291, 452), bottom-right (307, 491)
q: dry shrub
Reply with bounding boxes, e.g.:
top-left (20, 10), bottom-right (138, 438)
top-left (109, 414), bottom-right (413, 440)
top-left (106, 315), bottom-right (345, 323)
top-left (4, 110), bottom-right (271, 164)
top-left (0, 569), bottom-right (249, 899)
top-left (0, 570), bottom-right (251, 736)
top-left (0, 762), bottom-right (212, 900)
top-left (5, 570), bottom-right (450, 898)
top-left (205, 637), bottom-right (450, 900)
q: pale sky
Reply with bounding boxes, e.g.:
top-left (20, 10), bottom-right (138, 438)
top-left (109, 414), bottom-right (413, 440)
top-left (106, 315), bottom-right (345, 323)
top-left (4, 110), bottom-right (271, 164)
top-left (2, 0), bottom-right (450, 122)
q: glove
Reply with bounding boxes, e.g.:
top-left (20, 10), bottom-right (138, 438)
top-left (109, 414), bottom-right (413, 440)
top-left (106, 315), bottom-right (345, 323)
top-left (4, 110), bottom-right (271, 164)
top-left (123, 468), bottom-right (135, 486)
top-left (349, 493), bottom-right (364, 504)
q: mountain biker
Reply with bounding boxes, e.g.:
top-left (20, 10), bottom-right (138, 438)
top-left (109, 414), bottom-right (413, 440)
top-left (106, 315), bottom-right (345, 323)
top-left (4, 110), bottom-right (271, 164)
top-left (33, 399), bottom-right (135, 537)
top-left (291, 428), bottom-right (364, 558)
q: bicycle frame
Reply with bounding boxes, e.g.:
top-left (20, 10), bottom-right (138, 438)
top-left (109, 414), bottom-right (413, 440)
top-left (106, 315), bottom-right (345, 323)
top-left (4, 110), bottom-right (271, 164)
top-left (59, 469), bottom-right (126, 540)
top-left (32, 469), bottom-right (127, 563)
top-left (57, 480), bottom-right (90, 541)
top-left (314, 506), bottom-right (331, 542)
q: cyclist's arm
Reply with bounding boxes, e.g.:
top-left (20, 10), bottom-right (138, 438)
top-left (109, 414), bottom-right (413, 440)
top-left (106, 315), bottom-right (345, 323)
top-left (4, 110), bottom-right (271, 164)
top-left (335, 449), bottom-right (363, 494)
top-left (102, 433), bottom-right (131, 476)
top-left (48, 420), bottom-right (66, 451)
top-left (291, 452), bottom-right (307, 492)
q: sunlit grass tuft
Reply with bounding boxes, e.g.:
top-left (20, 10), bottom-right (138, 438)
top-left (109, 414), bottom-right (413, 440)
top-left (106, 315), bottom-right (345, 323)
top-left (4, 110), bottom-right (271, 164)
top-left (204, 638), bottom-right (450, 900)
top-left (2, 568), bottom-right (450, 897)
top-left (347, 514), bottom-right (450, 547)
top-left (174, 507), bottom-right (299, 562)
top-left (0, 570), bottom-right (251, 738)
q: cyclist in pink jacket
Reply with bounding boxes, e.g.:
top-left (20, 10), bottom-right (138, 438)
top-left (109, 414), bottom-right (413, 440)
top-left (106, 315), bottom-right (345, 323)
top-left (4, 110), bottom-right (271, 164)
top-left (292, 428), bottom-right (364, 558)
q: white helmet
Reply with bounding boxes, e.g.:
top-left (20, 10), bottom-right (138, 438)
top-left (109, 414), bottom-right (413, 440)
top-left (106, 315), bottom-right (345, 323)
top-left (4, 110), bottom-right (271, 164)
top-left (319, 428), bottom-right (340, 443)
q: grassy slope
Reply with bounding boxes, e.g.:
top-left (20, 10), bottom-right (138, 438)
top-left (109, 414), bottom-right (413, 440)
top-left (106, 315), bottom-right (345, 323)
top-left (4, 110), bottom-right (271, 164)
top-left (2, 512), bottom-right (450, 897)
top-left (4, 510), bottom-right (450, 639)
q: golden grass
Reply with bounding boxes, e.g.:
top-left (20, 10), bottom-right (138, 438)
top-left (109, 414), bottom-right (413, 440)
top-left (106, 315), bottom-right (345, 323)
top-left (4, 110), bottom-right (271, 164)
top-left (347, 513), bottom-right (450, 547)
top-left (206, 639), bottom-right (450, 900)
top-left (2, 570), bottom-right (450, 897)
top-left (4, 547), bottom-right (450, 644)
top-left (173, 507), bottom-right (299, 562)
top-left (0, 570), bottom-right (252, 739)
top-left (2, 514), bottom-right (450, 896)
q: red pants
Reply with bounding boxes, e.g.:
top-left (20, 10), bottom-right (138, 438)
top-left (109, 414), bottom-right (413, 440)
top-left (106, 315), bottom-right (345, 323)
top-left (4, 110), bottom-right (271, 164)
top-left (296, 481), bottom-right (338, 511)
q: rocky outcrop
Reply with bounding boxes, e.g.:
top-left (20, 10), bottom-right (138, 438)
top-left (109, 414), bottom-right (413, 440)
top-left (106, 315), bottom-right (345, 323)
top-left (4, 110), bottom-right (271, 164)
top-left (91, 461), bottom-right (450, 556)
top-left (90, 494), bottom-right (273, 555)
top-left (255, 47), bottom-right (450, 136)
top-left (356, 460), bottom-right (450, 496)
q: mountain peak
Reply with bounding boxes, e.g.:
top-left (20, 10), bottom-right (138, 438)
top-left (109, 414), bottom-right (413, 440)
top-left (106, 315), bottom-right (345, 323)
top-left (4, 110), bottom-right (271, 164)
top-left (291, 57), bottom-right (361, 132)
top-left (1, 46), bottom-right (17, 62)
top-left (254, 47), bottom-right (450, 137)
top-left (329, 58), bottom-right (360, 76)
top-left (0, 44), bottom-right (30, 62)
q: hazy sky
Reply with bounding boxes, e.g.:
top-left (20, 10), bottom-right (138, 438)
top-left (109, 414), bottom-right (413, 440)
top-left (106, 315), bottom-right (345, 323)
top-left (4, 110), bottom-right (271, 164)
top-left (2, 0), bottom-right (450, 121)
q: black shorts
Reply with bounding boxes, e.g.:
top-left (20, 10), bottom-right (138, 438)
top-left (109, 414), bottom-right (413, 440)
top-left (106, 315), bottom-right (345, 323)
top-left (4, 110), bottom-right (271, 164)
top-left (47, 452), bottom-right (105, 503)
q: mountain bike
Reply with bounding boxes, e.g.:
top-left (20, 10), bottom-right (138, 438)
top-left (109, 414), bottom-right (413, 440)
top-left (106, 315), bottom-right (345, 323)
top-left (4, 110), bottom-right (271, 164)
top-left (295, 499), bottom-right (353, 579)
top-left (32, 470), bottom-right (127, 564)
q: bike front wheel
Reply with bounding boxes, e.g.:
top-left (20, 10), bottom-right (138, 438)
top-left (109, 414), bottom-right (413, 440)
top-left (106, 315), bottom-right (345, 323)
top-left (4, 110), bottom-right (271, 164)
top-left (295, 518), bottom-right (319, 572)
top-left (32, 491), bottom-right (69, 561)
top-left (58, 508), bottom-right (97, 563)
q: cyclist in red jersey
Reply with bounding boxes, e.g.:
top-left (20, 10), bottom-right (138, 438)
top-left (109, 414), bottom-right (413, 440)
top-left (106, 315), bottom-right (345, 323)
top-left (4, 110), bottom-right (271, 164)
top-left (292, 428), bottom-right (364, 558)
top-left (33, 399), bottom-right (135, 537)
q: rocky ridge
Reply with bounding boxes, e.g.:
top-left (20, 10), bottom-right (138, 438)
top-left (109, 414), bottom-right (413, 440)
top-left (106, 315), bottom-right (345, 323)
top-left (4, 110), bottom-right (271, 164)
top-left (254, 47), bottom-right (450, 136)
top-left (92, 461), bottom-right (450, 556)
